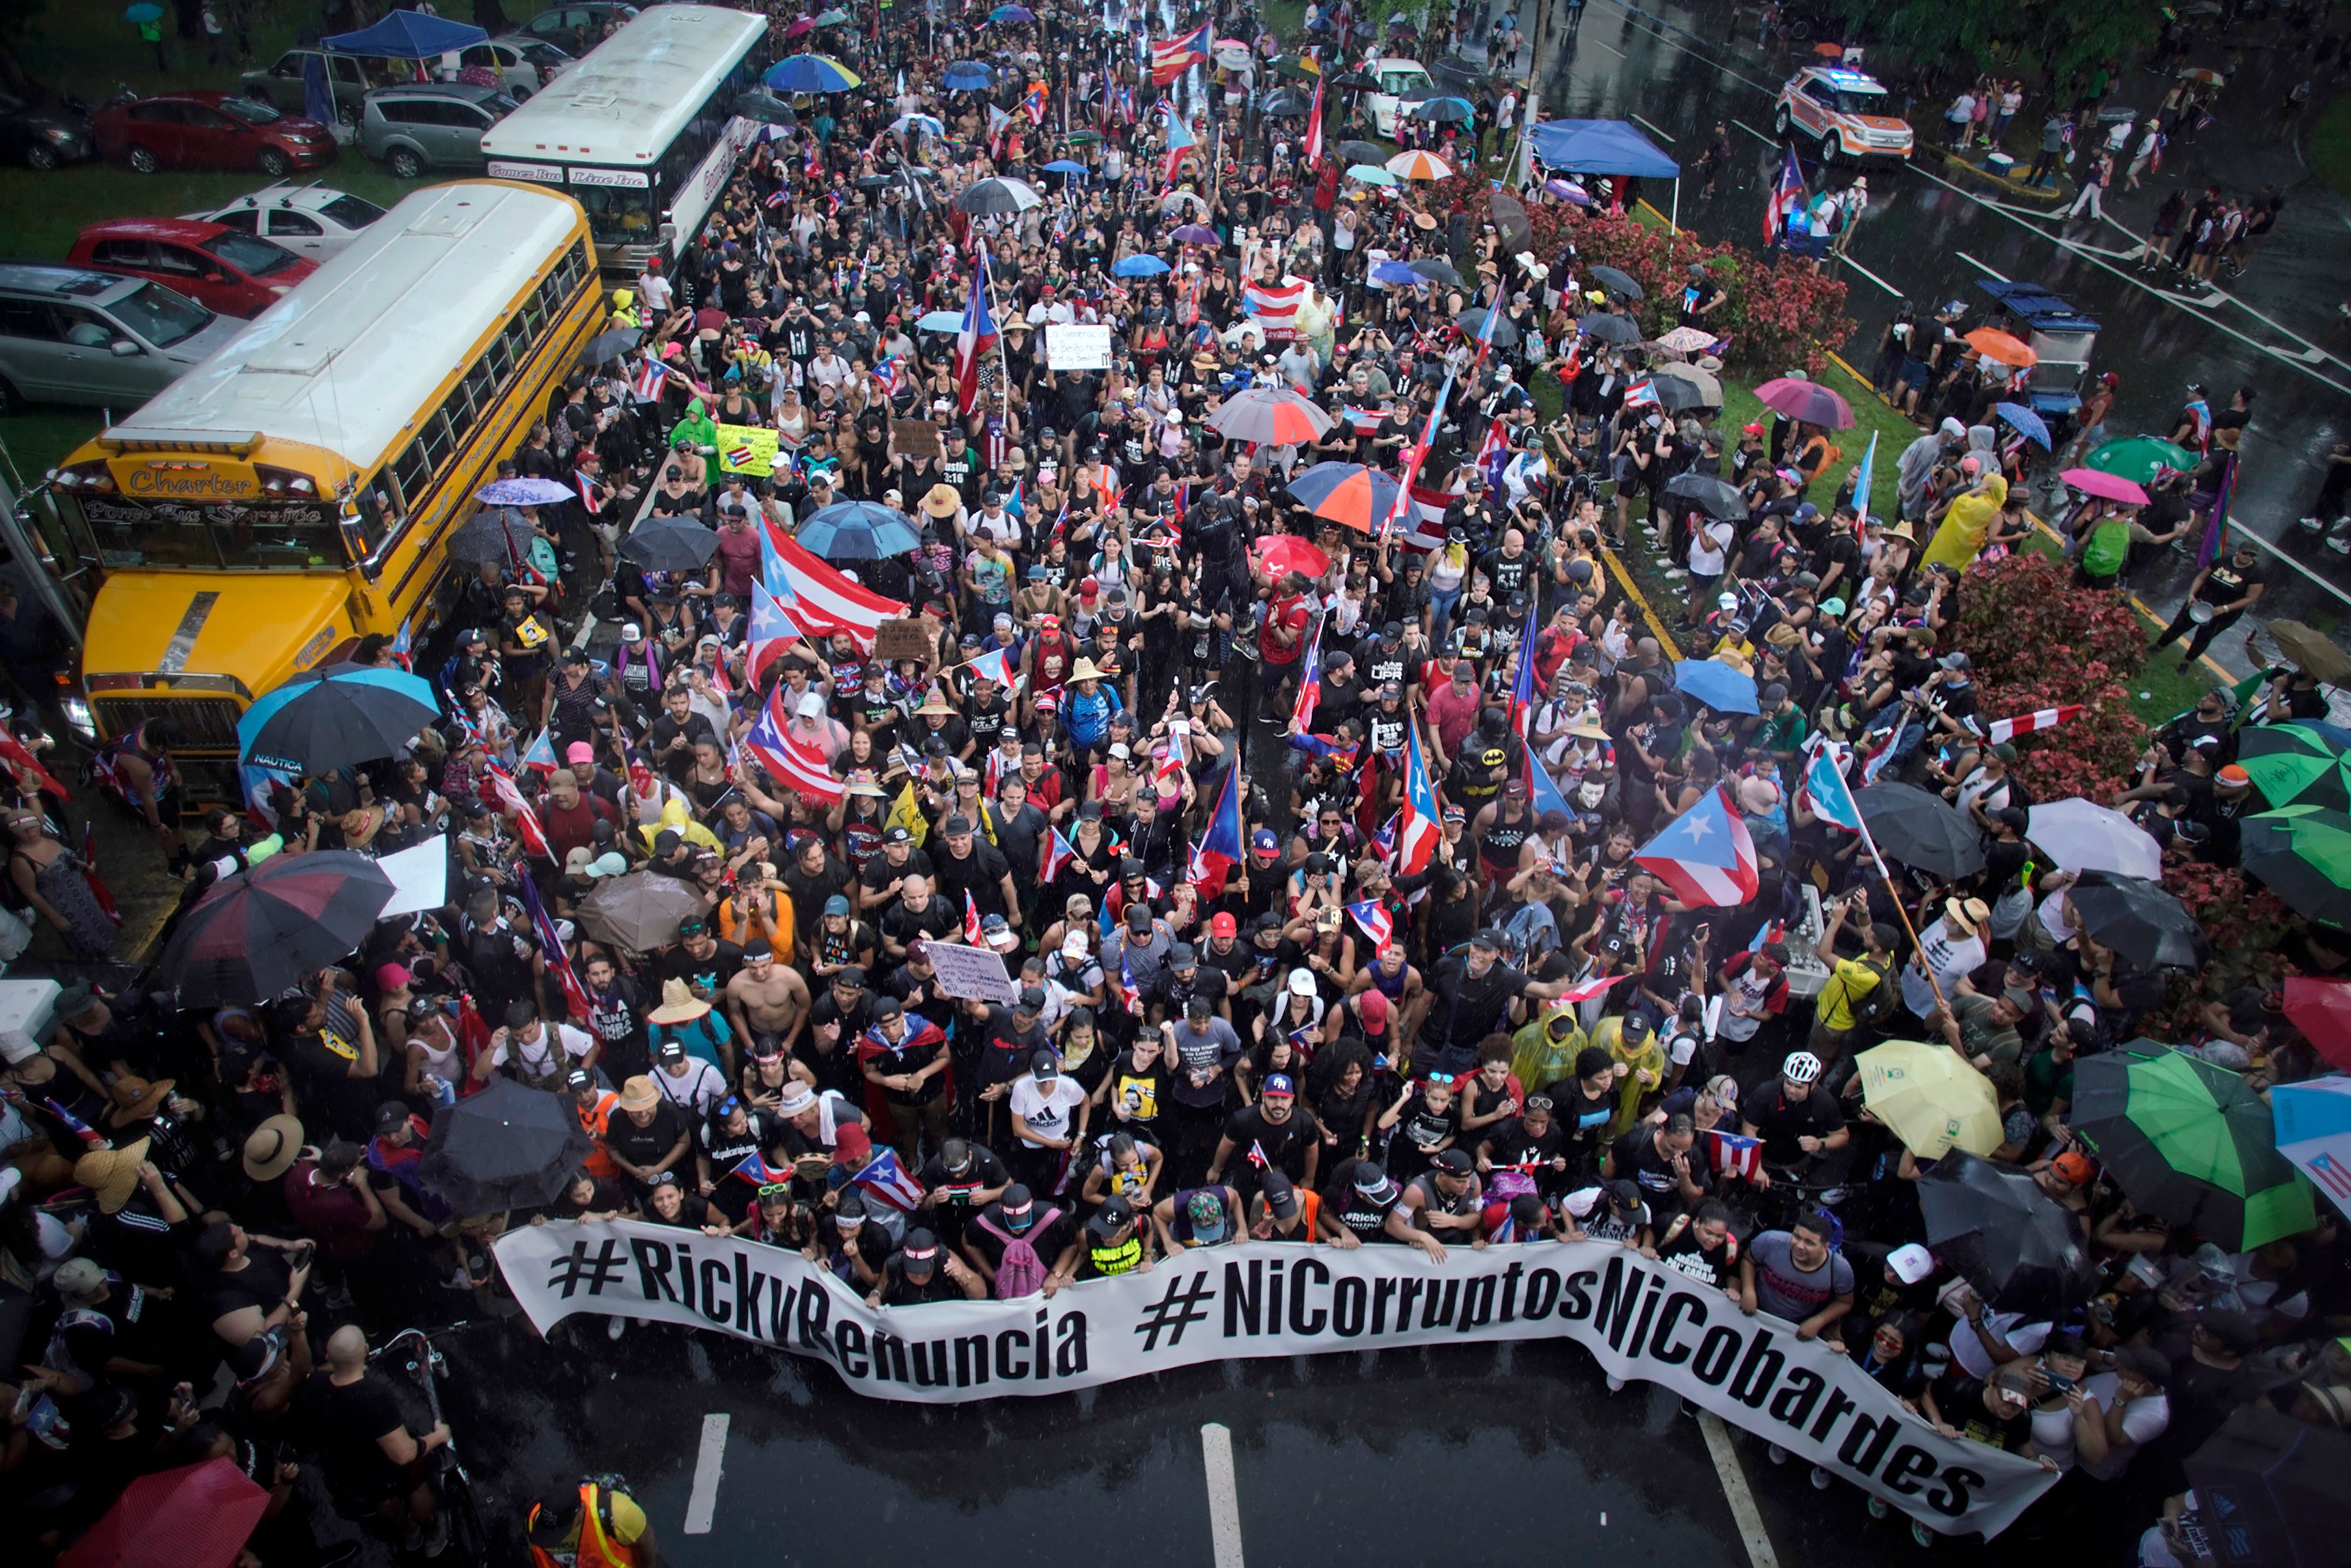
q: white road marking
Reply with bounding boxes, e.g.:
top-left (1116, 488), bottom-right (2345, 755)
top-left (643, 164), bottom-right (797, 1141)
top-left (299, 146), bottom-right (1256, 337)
top-left (1585, 36), bottom-right (1628, 61)
top-left (1954, 252), bottom-right (2011, 282)
top-left (683, 1413), bottom-right (729, 1535)
top-left (1697, 1410), bottom-right (1783, 1568)
top-left (1201, 1422), bottom-right (1246, 1568)
top-left (1730, 118), bottom-right (1776, 146)
top-left (1596, 0), bottom-right (1781, 94)
top-left (1630, 113), bottom-right (1676, 143)
top-left (1832, 252), bottom-right (1905, 297)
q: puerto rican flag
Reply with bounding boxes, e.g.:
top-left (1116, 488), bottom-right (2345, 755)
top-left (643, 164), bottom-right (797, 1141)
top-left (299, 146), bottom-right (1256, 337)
top-left (1554, 972), bottom-right (1629, 1006)
top-left (1345, 900), bottom-right (1393, 948)
top-left (966, 644), bottom-right (1016, 688)
top-left (1983, 705), bottom-right (2083, 746)
top-left (1120, 950), bottom-right (1143, 1012)
top-left (1506, 595), bottom-right (1541, 738)
top-left (1244, 279), bottom-right (1308, 341)
top-left (630, 358), bottom-right (668, 403)
top-left (1041, 826), bottom-right (1076, 883)
top-left (953, 240), bottom-right (999, 416)
top-left (1620, 378), bottom-right (1660, 412)
top-left (519, 727), bottom-right (558, 775)
top-left (1764, 144), bottom-right (1806, 246)
top-left (1303, 78), bottom-right (1325, 167)
top-left (748, 585), bottom-right (804, 685)
top-left (1291, 616), bottom-right (1324, 733)
top-left (1635, 786), bottom-right (1760, 908)
top-left (1020, 81), bottom-right (1047, 125)
top-left (1398, 709), bottom-right (1443, 876)
top-left (1475, 417), bottom-right (1510, 494)
top-left (1162, 108), bottom-right (1198, 185)
top-left (385, 617), bottom-right (413, 674)
top-left (573, 469), bottom-right (604, 516)
top-left (766, 527), bottom-right (907, 640)
top-left (1151, 21), bottom-right (1211, 85)
top-left (849, 1144), bottom-right (927, 1214)
top-left (1800, 736), bottom-right (1865, 833)
top-left (480, 759), bottom-right (551, 861)
top-left (515, 862), bottom-right (592, 1022)
top-left (742, 683), bottom-right (844, 803)
top-left (1709, 1129), bottom-right (1763, 1181)
top-left (963, 890), bottom-right (984, 946)
top-left (1188, 759), bottom-right (1246, 897)
top-left (874, 357), bottom-right (905, 397)
top-left (1156, 721), bottom-right (1188, 786)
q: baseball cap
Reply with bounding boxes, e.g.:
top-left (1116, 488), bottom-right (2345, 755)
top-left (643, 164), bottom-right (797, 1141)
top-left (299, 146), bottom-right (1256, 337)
top-left (1434, 1148), bottom-right (1474, 1175)
top-left (1357, 988), bottom-right (1389, 1034)
top-left (1887, 1243), bottom-right (1936, 1285)
top-left (899, 1228), bottom-right (942, 1274)
top-left (1261, 1072), bottom-right (1295, 1098)
top-left (1210, 912), bottom-right (1237, 939)
top-left (1251, 828), bottom-right (1280, 853)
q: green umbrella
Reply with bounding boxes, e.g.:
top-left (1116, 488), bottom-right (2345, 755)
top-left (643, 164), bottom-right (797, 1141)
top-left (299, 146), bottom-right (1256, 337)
top-left (2240, 805), bottom-right (2351, 930)
top-left (2071, 1045), bottom-right (2317, 1250)
top-left (2237, 725), bottom-right (2351, 812)
top-left (1346, 162), bottom-right (1398, 185)
top-left (2084, 436), bottom-right (2198, 487)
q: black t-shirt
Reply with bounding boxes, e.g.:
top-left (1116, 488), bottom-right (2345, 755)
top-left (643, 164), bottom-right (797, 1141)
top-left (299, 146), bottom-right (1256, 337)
top-left (929, 840), bottom-right (1014, 919)
top-left (1425, 954), bottom-right (1531, 1063)
top-left (204, 1248), bottom-right (294, 1326)
top-left (1320, 1158), bottom-right (1401, 1242)
top-left (303, 1370), bottom-right (413, 1492)
top-left (1746, 1086), bottom-right (1845, 1167)
top-left (284, 1029), bottom-right (377, 1144)
top-left (661, 939), bottom-right (744, 997)
top-left (882, 896), bottom-right (959, 953)
top-left (643, 1191), bottom-right (717, 1229)
top-left (859, 848), bottom-right (935, 896)
top-left (604, 1102), bottom-right (688, 1178)
top-left (2195, 557), bottom-right (2263, 608)
top-left (1610, 1125), bottom-right (1709, 1215)
top-left (1543, 1081), bottom-right (1618, 1180)
top-left (1220, 1105), bottom-right (1315, 1185)
top-left (1928, 1371), bottom-right (2031, 1453)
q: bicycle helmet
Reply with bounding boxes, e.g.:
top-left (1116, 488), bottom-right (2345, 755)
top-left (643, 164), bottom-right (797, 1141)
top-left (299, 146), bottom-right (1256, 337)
top-left (1783, 1051), bottom-right (1824, 1084)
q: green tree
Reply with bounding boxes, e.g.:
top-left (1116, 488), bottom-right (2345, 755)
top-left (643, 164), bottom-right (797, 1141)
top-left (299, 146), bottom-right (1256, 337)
top-left (1838, 0), bottom-right (2158, 91)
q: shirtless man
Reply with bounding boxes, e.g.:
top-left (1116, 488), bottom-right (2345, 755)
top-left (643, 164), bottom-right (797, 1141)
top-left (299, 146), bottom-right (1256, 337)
top-left (724, 939), bottom-right (808, 1060)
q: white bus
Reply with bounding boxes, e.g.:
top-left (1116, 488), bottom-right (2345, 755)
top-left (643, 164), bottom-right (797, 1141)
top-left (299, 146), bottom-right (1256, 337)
top-left (478, 3), bottom-right (766, 273)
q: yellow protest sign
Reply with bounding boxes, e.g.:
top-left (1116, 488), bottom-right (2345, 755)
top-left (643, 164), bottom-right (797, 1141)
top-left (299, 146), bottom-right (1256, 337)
top-left (716, 423), bottom-right (780, 477)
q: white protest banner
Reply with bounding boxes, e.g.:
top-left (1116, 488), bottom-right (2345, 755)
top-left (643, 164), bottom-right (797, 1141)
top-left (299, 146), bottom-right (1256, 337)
top-left (917, 939), bottom-right (1018, 1003)
top-left (375, 835), bottom-right (450, 918)
top-left (495, 1224), bottom-right (2055, 1537)
top-left (1045, 322), bottom-right (1114, 371)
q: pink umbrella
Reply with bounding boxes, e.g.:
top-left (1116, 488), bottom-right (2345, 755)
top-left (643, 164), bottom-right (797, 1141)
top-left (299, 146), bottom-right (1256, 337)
top-left (60, 1458), bottom-right (269, 1568)
top-left (2059, 468), bottom-right (2151, 505)
top-left (785, 16), bottom-right (816, 36)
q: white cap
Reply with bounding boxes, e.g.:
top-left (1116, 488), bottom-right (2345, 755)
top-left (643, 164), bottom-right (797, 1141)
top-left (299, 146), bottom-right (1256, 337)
top-left (1288, 967), bottom-right (1316, 997)
top-left (797, 692), bottom-right (826, 718)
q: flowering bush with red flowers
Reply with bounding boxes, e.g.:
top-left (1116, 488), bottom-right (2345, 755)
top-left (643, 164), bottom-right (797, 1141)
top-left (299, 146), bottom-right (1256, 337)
top-left (2146, 861), bottom-right (2296, 1034)
top-left (1950, 554), bottom-right (2149, 802)
top-left (1426, 180), bottom-right (1856, 376)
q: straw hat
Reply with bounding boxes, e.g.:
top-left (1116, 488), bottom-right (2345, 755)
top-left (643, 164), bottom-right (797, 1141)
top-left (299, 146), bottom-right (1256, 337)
top-left (617, 1076), bottom-right (662, 1114)
top-left (241, 1114), bottom-right (306, 1182)
top-left (1943, 896), bottom-right (1991, 937)
top-left (1070, 657), bottom-right (1108, 682)
top-left (74, 1137), bottom-right (152, 1215)
top-left (1411, 211), bottom-right (1438, 230)
top-left (108, 1074), bottom-right (176, 1123)
top-left (646, 978), bottom-right (711, 1026)
top-left (919, 483), bottom-right (963, 518)
top-left (916, 695), bottom-right (959, 716)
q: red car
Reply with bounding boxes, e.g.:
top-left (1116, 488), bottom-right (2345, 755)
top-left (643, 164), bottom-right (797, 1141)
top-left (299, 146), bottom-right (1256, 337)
top-left (92, 89), bottom-right (336, 176)
top-left (67, 217), bottom-right (316, 318)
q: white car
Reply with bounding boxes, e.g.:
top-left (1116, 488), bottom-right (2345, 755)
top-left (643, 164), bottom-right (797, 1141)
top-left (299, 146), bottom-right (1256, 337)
top-left (465, 36), bottom-right (578, 98)
top-left (179, 182), bottom-right (388, 260)
top-left (1361, 57), bottom-right (1436, 140)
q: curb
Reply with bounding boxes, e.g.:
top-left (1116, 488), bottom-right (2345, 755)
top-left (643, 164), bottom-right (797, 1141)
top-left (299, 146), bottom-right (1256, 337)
top-left (1917, 145), bottom-right (2068, 204)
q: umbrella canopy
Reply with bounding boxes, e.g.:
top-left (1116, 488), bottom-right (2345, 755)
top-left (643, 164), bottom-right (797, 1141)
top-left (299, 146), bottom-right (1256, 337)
top-left (2084, 436), bottom-right (2198, 486)
top-left (322, 8), bottom-right (485, 57)
top-left (237, 664), bottom-right (438, 776)
top-left (160, 852), bottom-right (394, 1006)
top-left (617, 516), bottom-right (720, 573)
top-left (890, 112), bottom-right (946, 140)
top-left (989, 3), bottom-right (1035, 21)
top-left (1213, 42), bottom-right (1254, 69)
top-left (1576, 313), bottom-right (1643, 344)
top-left (1408, 95), bottom-right (1475, 122)
top-left (474, 476), bottom-right (574, 508)
top-left (1261, 88), bottom-right (1313, 116)
top-left (2272, 1073), bottom-right (2351, 1208)
top-left (578, 870), bottom-right (711, 952)
top-left (2241, 805), bottom-right (2351, 929)
top-left (1369, 259), bottom-right (1422, 287)
top-left (1041, 159), bottom-right (1089, 175)
top-left (2268, 619), bottom-right (2351, 686)
top-left (915, 309), bottom-right (966, 333)
top-left (1917, 1151), bottom-right (2097, 1316)
top-left (1407, 257), bottom-right (1465, 287)
top-left (445, 508), bottom-right (538, 567)
top-left (1345, 163), bottom-right (1398, 186)
top-left (1647, 377), bottom-right (1711, 414)
top-left (957, 177), bottom-right (1041, 214)
top-left (1856, 1040), bottom-right (2005, 1160)
top-left (575, 325), bottom-right (641, 368)
top-left (2057, 467), bottom-right (2150, 505)
top-left (1672, 658), bottom-right (1759, 715)
top-left (1651, 363), bottom-right (1724, 407)
top-left (796, 499), bottom-right (922, 561)
top-left (1385, 149), bottom-right (1452, 180)
top-left (1337, 139), bottom-right (1388, 165)
top-left (1964, 328), bottom-right (2037, 366)
top-left (123, 2), bottom-right (166, 19)
top-left (2183, 1405), bottom-right (2347, 1566)
top-left (1456, 307), bottom-right (1520, 348)
top-left (1170, 223), bottom-right (1221, 246)
top-left (1661, 473), bottom-right (1747, 521)
top-left (1543, 176), bottom-right (1596, 205)
top-left (1853, 781), bottom-right (1987, 878)
top-left (942, 61), bottom-right (994, 90)
top-left (1113, 253), bottom-right (1171, 277)
top-left (1208, 388), bottom-right (1333, 445)
top-left (2072, 1046), bottom-right (2318, 1250)
top-left (763, 53), bottom-right (862, 93)
top-left (418, 1078), bottom-right (595, 1216)
top-left (1753, 376), bottom-right (1854, 430)
top-left (1994, 402), bottom-right (2051, 448)
top-left (1253, 534), bottom-right (1331, 581)
top-left (2064, 869), bottom-right (2211, 971)
top-left (59, 1457), bottom-right (269, 1568)
top-left (1288, 462), bottom-right (1402, 534)
top-left (2281, 980), bottom-right (2351, 1072)
top-left (2024, 798), bottom-right (2164, 879)
top-left (1652, 326), bottom-right (1720, 354)
top-left (2238, 724), bottom-right (2351, 812)
top-left (1489, 192), bottom-right (1532, 255)
top-left (783, 16), bottom-right (815, 36)
top-left (813, 7), bottom-right (852, 22)
top-left (1590, 264), bottom-right (1643, 300)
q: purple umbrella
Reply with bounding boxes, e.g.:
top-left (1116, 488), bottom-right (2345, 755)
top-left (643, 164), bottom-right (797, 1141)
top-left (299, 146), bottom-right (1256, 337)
top-left (1170, 223), bottom-right (1221, 246)
top-left (1753, 377), bottom-right (1854, 431)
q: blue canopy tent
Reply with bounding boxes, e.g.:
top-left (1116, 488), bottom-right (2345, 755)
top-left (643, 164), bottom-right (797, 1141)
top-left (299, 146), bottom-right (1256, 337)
top-left (321, 9), bottom-right (488, 59)
top-left (1526, 119), bottom-right (1684, 229)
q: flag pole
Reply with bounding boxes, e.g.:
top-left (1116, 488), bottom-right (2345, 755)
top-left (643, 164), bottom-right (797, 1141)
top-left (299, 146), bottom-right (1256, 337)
top-left (1812, 735), bottom-right (1951, 1016)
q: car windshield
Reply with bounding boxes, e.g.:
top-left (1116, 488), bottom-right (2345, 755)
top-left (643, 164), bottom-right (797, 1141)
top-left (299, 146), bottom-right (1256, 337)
top-left (202, 231), bottom-right (302, 277)
top-left (106, 281), bottom-right (214, 348)
top-left (217, 96), bottom-right (284, 125)
top-left (318, 193), bottom-right (387, 230)
top-left (1833, 88), bottom-right (1886, 114)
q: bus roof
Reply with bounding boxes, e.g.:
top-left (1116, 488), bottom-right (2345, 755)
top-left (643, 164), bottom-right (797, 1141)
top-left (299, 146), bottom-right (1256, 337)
top-left (480, 4), bottom-right (766, 166)
top-left (101, 180), bottom-right (584, 475)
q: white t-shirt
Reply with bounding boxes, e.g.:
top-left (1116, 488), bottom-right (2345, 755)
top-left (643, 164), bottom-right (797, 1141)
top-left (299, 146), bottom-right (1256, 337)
top-left (2075, 1372), bottom-right (2169, 1480)
top-left (1009, 1076), bottom-right (1087, 1148)
top-left (1949, 1311), bottom-right (2051, 1380)
top-left (491, 1022), bottom-right (595, 1075)
top-left (652, 1058), bottom-right (727, 1119)
top-left (1903, 918), bottom-right (1986, 1018)
top-left (1688, 518), bottom-right (1734, 575)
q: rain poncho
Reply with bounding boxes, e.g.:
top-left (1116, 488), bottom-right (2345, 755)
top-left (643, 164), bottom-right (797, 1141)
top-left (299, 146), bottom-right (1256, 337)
top-left (1923, 473), bottom-right (2008, 573)
top-left (669, 399), bottom-right (718, 458)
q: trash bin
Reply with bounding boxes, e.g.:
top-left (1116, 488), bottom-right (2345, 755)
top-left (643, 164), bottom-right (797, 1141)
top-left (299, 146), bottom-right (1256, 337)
top-left (1985, 152), bottom-right (2015, 179)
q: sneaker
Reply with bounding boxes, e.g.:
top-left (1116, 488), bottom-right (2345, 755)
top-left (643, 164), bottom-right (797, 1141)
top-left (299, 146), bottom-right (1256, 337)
top-left (1766, 1442), bottom-right (1790, 1465)
top-left (400, 1523), bottom-right (425, 1553)
top-left (2299, 515), bottom-right (2326, 532)
top-left (1605, 1373), bottom-right (1625, 1391)
top-left (607, 1316), bottom-right (627, 1340)
top-left (1811, 1465), bottom-right (1834, 1490)
top-left (1866, 1496), bottom-right (1891, 1520)
top-left (1910, 1520), bottom-right (1935, 1548)
top-left (2328, 520), bottom-right (2351, 554)
top-left (423, 1515), bottom-right (452, 1559)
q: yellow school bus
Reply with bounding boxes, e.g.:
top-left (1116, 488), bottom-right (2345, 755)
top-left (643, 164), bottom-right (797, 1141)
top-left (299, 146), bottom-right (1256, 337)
top-left (42, 178), bottom-right (601, 796)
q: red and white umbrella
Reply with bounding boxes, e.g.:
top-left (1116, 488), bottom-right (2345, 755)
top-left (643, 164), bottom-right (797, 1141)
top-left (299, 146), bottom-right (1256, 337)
top-left (1206, 387), bottom-right (1333, 445)
top-left (1385, 149), bottom-right (1452, 180)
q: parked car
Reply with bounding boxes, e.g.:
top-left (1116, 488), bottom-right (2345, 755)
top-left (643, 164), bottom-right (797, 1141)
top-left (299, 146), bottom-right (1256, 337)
top-left (67, 219), bottom-right (316, 320)
top-left (0, 264), bottom-right (242, 413)
top-left (1361, 57), bottom-right (1436, 140)
top-left (360, 83), bottom-right (517, 179)
top-left (515, 2), bottom-right (639, 56)
top-left (241, 47), bottom-right (372, 125)
top-left (92, 91), bottom-right (336, 177)
top-left (1773, 65), bottom-right (1915, 162)
top-left (459, 36), bottom-right (576, 96)
top-left (179, 183), bottom-right (388, 261)
top-left (0, 87), bottom-right (94, 171)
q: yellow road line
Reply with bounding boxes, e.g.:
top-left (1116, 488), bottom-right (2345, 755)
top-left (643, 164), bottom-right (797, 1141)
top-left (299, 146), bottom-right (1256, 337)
top-left (1600, 545), bottom-right (1686, 662)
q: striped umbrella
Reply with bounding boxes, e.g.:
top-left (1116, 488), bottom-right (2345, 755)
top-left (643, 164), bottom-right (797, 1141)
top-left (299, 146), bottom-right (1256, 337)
top-left (2240, 805), bottom-right (2351, 929)
top-left (160, 851), bottom-right (396, 1006)
top-left (2072, 1045), bottom-right (2317, 1250)
top-left (1206, 388), bottom-right (1333, 445)
top-left (1384, 149), bottom-right (1452, 180)
top-left (763, 53), bottom-right (862, 92)
top-left (1287, 462), bottom-right (1401, 534)
top-left (2237, 724), bottom-right (2351, 812)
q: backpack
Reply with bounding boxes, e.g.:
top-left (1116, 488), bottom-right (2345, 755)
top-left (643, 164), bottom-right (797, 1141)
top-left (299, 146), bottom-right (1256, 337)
top-left (1844, 956), bottom-right (1899, 1033)
top-left (973, 1205), bottom-right (1063, 1299)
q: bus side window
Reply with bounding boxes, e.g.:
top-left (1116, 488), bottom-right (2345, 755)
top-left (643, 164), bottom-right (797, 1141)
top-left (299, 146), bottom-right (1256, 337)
top-left (392, 441), bottom-right (431, 508)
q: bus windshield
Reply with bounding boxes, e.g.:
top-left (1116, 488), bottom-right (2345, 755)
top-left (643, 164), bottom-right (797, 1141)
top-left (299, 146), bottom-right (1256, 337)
top-left (108, 282), bottom-right (213, 348)
top-left (71, 494), bottom-right (346, 571)
top-left (572, 183), bottom-right (658, 249)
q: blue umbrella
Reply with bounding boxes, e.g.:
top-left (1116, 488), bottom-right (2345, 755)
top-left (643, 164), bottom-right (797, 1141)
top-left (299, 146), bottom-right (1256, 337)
top-left (1995, 402), bottom-right (2052, 449)
top-left (124, 2), bottom-right (165, 21)
top-left (797, 501), bottom-right (922, 561)
top-left (1370, 259), bottom-right (1421, 286)
top-left (890, 112), bottom-right (946, 139)
top-left (990, 4), bottom-right (1036, 21)
top-left (1113, 253), bottom-right (1171, 277)
top-left (237, 665), bottom-right (440, 776)
top-left (763, 53), bottom-right (862, 93)
top-left (1408, 95), bottom-right (1476, 122)
top-left (1042, 159), bottom-right (1089, 176)
top-left (475, 477), bottom-right (575, 507)
top-left (1672, 659), bottom-right (1760, 716)
top-left (942, 61), bottom-right (995, 91)
top-left (916, 310), bottom-right (967, 333)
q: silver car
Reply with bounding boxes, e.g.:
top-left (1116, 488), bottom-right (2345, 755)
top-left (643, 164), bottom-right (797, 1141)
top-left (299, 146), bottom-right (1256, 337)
top-left (0, 264), bottom-right (242, 414)
top-left (360, 83), bottom-right (517, 179)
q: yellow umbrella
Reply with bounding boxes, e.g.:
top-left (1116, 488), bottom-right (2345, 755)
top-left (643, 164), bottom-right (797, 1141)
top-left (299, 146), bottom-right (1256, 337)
top-left (1855, 1040), bottom-right (2004, 1159)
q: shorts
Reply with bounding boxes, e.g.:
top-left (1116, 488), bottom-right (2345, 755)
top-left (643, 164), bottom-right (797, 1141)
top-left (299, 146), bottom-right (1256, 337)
top-left (1900, 357), bottom-right (1928, 386)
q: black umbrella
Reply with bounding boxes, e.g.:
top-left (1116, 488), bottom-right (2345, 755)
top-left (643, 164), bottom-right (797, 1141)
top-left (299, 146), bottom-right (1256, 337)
top-left (2065, 869), bottom-right (2212, 971)
top-left (1329, 75), bottom-right (1380, 95)
top-left (1917, 1151), bottom-right (2097, 1316)
top-left (1456, 307), bottom-right (1519, 348)
top-left (1489, 190), bottom-right (1531, 256)
top-left (446, 509), bottom-right (538, 567)
top-left (1335, 138), bottom-right (1387, 164)
top-left (239, 663), bottom-right (440, 778)
top-left (418, 1078), bottom-right (595, 1217)
top-left (618, 516), bottom-right (721, 573)
top-left (1592, 264), bottom-right (1644, 300)
top-left (1576, 312), bottom-right (1643, 344)
top-left (2182, 1405), bottom-right (2347, 1565)
top-left (159, 852), bottom-right (394, 1007)
top-left (1260, 88), bottom-right (1312, 116)
top-left (853, 173), bottom-right (893, 190)
top-left (956, 177), bottom-right (1040, 215)
top-left (1853, 781), bottom-right (1988, 879)
top-left (1406, 257), bottom-right (1465, 289)
top-left (1649, 377), bottom-right (1709, 413)
top-left (731, 87), bottom-right (799, 126)
top-left (1662, 473), bottom-right (1749, 520)
top-left (574, 325), bottom-right (640, 368)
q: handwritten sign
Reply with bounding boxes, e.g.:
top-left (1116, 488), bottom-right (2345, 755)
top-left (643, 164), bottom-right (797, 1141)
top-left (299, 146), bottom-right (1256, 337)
top-left (1046, 322), bottom-right (1114, 371)
top-left (892, 418), bottom-right (943, 459)
top-left (919, 939), bottom-right (1019, 1003)
top-left (872, 617), bottom-right (935, 665)
top-left (716, 423), bottom-right (779, 477)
